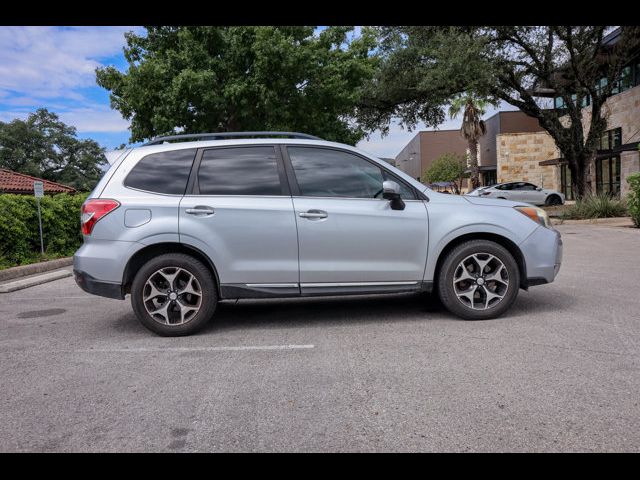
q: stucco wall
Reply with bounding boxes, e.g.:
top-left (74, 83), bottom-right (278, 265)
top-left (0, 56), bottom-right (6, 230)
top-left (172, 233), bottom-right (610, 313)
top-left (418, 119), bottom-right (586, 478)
top-left (393, 133), bottom-right (422, 180)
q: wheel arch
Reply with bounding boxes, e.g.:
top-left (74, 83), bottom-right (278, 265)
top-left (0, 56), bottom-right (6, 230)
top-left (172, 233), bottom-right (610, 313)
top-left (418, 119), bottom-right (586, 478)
top-left (433, 232), bottom-right (528, 290)
top-left (122, 242), bottom-right (220, 296)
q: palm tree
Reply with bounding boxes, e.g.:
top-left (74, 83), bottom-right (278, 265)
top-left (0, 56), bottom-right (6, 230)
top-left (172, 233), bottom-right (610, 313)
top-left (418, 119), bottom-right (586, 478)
top-left (448, 94), bottom-right (493, 190)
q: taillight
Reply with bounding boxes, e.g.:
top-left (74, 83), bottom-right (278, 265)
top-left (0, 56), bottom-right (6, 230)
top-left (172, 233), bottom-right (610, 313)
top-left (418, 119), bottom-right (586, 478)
top-left (81, 199), bottom-right (120, 235)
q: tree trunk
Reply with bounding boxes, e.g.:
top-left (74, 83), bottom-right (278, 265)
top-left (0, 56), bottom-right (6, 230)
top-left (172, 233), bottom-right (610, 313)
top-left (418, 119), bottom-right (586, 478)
top-left (569, 155), bottom-right (590, 200)
top-left (468, 140), bottom-right (480, 190)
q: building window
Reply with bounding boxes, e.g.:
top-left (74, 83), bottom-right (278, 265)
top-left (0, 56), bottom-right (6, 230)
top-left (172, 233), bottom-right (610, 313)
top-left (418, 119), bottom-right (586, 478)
top-left (599, 127), bottom-right (622, 150)
top-left (595, 77), bottom-right (608, 96)
top-left (618, 66), bottom-right (633, 93)
top-left (595, 155), bottom-right (621, 198)
top-left (482, 170), bottom-right (497, 186)
top-left (560, 164), bottom-right (574, 201)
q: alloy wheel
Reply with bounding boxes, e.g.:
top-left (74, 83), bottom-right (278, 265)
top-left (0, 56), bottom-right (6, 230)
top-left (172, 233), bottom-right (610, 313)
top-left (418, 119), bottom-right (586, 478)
top-left (452, 253), bottom-right (509, 310)
top-left (142, 267), bottom-right (202, 325)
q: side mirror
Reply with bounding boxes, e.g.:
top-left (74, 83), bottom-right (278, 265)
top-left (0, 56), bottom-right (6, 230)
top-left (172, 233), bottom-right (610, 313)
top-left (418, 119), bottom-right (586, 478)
top-left (382, 180), bottom-right (406, 211)
top-left (536, 187), bottom-right (543, 191)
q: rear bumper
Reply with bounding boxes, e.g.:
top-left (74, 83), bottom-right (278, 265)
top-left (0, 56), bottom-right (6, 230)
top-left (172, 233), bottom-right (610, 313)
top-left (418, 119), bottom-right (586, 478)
top-left (73, 269), bottom-right (124, 300)
top-left (521, 226), bottom-right (563, 286)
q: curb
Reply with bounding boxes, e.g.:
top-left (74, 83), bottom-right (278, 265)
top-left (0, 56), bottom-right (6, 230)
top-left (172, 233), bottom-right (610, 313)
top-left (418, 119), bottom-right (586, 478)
top-left (552, 216), bottom-right (634, 227)
top-left (0, 269), bottom-right (73, 293)
top-left (0, 257), bottom-right (73, 282)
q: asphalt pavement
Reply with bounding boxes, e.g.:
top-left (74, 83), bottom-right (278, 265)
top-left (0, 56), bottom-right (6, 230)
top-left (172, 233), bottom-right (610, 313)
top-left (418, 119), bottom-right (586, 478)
top-left (1, 223), bottom-right (639, 452)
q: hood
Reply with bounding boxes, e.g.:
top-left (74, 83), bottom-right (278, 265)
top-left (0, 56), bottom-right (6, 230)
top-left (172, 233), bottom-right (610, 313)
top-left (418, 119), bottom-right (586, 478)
top-left (463, 195), bottom-right (524, 208)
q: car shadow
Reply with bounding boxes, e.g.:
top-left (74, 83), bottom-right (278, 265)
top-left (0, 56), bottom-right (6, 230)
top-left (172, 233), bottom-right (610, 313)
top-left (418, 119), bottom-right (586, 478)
top-left (107, 287), bottom-right (575, 336)
top-left (201, 292), bottom-right (445, 334)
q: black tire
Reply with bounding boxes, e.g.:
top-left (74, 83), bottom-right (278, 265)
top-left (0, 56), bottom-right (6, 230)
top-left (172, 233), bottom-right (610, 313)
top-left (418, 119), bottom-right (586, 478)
top-left (131, 253), bottom-right (217, 336)
top-left (437, 240), bottom-right (520, 321)
top-left (546, 194), bottom-right (562, 206)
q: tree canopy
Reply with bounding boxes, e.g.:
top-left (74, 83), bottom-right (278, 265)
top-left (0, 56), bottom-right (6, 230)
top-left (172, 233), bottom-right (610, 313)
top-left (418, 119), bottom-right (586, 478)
top-left (96, 26), bottom-right (378, 145)
top-left (421, 153), bottom-right (467, 193)
top-left (358, 26), bottom-right (640, 197)
top-left (0, 109), bottom-right (106, 191)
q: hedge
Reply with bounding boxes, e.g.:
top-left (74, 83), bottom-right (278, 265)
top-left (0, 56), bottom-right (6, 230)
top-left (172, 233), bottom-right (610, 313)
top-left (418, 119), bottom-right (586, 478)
top-left (627, 172), bottom-right (640, 228)
top-left (0, 192), bottom-right (89, 268)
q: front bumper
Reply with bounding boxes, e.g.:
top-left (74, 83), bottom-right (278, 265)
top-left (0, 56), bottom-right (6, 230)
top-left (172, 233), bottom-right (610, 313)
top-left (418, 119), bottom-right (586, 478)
top-left (520, 226), bottom-right (563, 286)
top-left (74, 269), bottom-right (124, 300)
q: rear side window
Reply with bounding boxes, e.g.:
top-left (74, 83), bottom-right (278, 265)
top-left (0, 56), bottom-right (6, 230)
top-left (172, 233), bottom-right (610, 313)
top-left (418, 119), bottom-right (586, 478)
top-left (197, 146), bottom-right (283, 196)
top-left (124, 149), bottom-right (196, 195)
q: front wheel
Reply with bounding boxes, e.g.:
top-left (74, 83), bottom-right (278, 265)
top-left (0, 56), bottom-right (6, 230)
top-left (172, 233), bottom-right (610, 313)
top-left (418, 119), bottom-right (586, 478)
top-left (437, 240), bottom-right (520, 320)
top-left (131, 253), bottom-right (217, 336)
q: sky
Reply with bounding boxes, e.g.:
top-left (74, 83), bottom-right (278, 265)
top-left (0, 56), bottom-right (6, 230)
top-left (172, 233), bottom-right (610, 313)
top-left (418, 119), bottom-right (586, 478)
top-left (0, 26), bottom-right (516, 159)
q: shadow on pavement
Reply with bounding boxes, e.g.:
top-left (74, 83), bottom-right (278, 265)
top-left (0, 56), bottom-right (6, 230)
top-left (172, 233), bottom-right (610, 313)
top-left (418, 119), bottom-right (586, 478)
top-left (107, 287), bottom-right (574, 336)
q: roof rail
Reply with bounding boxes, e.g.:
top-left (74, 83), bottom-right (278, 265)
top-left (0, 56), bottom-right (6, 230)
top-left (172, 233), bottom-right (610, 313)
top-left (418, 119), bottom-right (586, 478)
top-left (143, 131), bottom-right (322, 146)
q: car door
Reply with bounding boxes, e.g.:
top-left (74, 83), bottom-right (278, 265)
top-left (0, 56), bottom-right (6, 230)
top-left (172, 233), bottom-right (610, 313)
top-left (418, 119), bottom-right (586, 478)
top-left (179, 145), bottom-right (299, 294)
top-left (512, 182), bottom-right (541, 204)
top-left (284, 145), bottom-right (429, 295)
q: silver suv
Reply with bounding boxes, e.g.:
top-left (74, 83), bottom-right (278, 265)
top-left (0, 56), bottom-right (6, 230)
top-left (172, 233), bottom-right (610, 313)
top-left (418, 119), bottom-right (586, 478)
top-left (74, 132), bottom-right (562, 336)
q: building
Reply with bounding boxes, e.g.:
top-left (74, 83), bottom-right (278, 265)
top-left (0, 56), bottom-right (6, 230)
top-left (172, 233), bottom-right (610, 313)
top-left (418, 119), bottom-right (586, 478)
top-left (393, 28), bottom-right (640, 198)
top-left (394, 130), bottom-right (468, 181)
top-left (394, 111), bottom-right (544, 187)
top-left (502, 28), bottom-right (640, 199)
top-left (0, 169), bottom-right (76, 195)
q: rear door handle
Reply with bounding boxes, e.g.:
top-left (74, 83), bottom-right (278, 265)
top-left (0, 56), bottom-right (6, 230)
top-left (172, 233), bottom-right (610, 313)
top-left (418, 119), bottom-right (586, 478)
top-left (185, 206), bottom-right (215, 216)
top-left (299, 210), bottom-right (328, 219)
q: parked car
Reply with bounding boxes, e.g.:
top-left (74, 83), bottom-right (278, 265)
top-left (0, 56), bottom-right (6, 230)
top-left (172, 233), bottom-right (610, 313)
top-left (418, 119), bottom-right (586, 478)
top-left (466, 182), bottom-right (565, 206)
top-left (74, 132), bottom-right (563, 336)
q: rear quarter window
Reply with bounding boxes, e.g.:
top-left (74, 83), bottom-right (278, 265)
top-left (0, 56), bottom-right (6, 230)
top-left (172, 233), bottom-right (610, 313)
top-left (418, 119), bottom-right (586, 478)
top-left (124, 149), bottom-right (197, 195)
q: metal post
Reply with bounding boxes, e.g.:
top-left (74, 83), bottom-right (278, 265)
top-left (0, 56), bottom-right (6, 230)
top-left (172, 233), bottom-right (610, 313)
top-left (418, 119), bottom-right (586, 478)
top-left (36, 197), bottom-right (44, 255)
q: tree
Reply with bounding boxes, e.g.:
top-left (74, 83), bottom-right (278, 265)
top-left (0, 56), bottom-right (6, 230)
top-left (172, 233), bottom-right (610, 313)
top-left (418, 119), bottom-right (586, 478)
top-left (0, 109), bottom-right (105, 191)
top-left (96, 26), bottom-right (377, 145)
top-left (421, 153), bottom-right (467, 194)
top-left (358, 26), bottom-right (640, 198)
top-left (448, 94), bottom-right (494, 190)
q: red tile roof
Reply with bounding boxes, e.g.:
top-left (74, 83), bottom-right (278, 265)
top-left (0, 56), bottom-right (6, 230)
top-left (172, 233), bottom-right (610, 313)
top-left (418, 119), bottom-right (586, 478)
top-left (0, 169), bottom-right (76, 194)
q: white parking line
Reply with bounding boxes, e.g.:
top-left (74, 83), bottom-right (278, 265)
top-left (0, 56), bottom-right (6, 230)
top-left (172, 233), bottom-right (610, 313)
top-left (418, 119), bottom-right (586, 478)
top-left (75, 344), bottom-right (315, 353)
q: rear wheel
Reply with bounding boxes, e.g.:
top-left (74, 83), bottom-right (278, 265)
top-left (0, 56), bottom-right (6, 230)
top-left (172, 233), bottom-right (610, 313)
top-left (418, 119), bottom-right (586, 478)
top-left (546, 194), bottom-right (562, 206)
top-left (131, 253), bottom-right (217, 336)
top-left (437, 240), bottom-right (520, 320)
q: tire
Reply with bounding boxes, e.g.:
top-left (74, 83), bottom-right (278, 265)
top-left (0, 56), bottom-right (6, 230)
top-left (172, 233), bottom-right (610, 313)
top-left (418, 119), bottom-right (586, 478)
top-left (437, 240), bottom-right (520, 320)
top-left (546, 194), bottom-right (562, 206)
top-left (131, 253), bottom-right (217, 336)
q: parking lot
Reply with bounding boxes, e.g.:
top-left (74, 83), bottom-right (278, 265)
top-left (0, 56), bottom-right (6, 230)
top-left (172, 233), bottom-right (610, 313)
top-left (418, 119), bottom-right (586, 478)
top-left (1, 223), bottom-right (639, 452)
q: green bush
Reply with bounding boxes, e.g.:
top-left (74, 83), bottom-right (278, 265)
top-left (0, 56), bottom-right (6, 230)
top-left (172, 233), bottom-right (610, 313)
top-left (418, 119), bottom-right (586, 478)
top-left (627, 172), bottom-right (640, 227)
top-left (0, 193), bottom-right (89, 268)
top-left (560, 193), bottom-right (627, 220)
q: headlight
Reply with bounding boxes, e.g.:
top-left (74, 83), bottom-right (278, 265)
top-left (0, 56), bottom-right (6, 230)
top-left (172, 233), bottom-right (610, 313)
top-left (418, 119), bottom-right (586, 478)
top-left (514, 205), bottom-right (551, 228)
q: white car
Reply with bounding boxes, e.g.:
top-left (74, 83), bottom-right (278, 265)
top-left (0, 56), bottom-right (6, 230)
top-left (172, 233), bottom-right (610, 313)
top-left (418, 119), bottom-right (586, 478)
top-left (466, 182), bottom-right (565, 206)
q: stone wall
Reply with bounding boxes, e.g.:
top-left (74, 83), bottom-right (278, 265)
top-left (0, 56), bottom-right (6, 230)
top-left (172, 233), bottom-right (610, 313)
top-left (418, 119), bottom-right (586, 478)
top-left (573, 84), bottom-right (640, 195)
top-left (496, 132), bottom-right (561, 191)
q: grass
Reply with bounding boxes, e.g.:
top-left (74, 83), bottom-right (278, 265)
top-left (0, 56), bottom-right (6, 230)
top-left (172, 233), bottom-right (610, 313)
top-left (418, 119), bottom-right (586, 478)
top-left (559, 193), bottom-right (628, 220)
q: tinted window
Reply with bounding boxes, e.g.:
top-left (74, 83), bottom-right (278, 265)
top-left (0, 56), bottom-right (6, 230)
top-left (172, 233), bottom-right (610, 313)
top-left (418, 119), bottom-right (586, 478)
top-left (288, 147), bottom-right (415, 199)
top-left (521, 183), bottom-right (537, 191)
top-left (125, 149), bottom-right (196, 194)
top-left (197, 146), bottom-right (283, 196)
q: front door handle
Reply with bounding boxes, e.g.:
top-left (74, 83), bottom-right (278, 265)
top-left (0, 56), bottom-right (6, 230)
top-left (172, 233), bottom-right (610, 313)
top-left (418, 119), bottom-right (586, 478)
top-left (299, 210), bottom-right (328, 219)
top-left (185, 206), bottom-right (215, 216)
